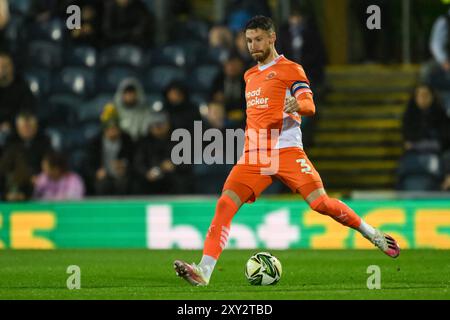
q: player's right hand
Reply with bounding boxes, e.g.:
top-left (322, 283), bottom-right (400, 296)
top-left (283, 97), bottom-right (299, 114)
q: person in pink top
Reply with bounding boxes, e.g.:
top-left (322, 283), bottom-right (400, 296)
top-left (33, 152), bottom-right (85, 200)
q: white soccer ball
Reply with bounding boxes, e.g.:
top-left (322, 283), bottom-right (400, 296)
top-left (245, 252), bottom-right (282, 285)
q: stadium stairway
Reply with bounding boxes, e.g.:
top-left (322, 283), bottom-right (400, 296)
top-left (307, 64), bottom-right (420, 195)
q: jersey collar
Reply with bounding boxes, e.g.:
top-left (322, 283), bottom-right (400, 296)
top-left (257, 54), bottom-right (284, 72)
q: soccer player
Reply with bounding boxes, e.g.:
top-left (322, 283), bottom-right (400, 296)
top-left (174, 16), bottom-right (400, 286)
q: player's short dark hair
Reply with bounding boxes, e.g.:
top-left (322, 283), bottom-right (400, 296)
top-left (245, 15), bottom-right (275, 33)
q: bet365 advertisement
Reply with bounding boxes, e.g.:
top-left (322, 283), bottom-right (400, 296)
top-left (0, 199), bottom-right (449, 249)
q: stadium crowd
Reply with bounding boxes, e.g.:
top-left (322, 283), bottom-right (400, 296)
top-left (398, 5), bottom-right (450, 192)
top-left (1, 0), bottom-right (450, 200)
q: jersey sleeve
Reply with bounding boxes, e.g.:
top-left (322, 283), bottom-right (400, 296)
top-left (283, 64), bottom-right (313, 98)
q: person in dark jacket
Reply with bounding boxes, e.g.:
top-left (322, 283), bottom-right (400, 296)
top-left (87, 105), bottom-right (134, 195)
top-left (209, 53), bottom-right (246, 129)
top-left (0, 111), bottom-right (52, 201)
top-left (277, 7), bottom-right (327, 95)
top-left (101, 0), bottom-right (153, 48)
top-left (402, 84), bottom-right (450, 153)
top-left (163, 81), bottom-right (201, 133)
top-left (133, 111), bottom-right (192, 194)
top-left (0, 52), bottom-right (36, 145)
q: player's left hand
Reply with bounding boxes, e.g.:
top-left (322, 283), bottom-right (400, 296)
top-left (283, 97), bottom-right (299, 114)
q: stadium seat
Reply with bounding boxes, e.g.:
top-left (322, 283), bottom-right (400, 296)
top-left (66, 46), bottom-right (98, 68)
top-left (189, 65), bottom-right (221, 93)
top-left (99, 45), bottom-right (146, 68)
top-left (52, 67), bottom-right (97, 98)
top-left (4, 14), bottom-right (25, 43)
top-left (142, 0), bottom-right (155, 13)
top-left (99, 66), bottom-right (142, 92)
top-left (8, 0), bottom-right (31, 15)
top-left (397, 151), bottom-right (444, 191)
top-left (145, 66), bottom-right (186, 92)
top-left (41, 94), bottom-right (82, 127)
top-left (28, 19), bottom-right (65, 43)
top-left (27, 41), bottom-right (63, 69)
top-left (24, 68), bottom-right (51, 98)
top-left (147, 93), bottom-right (164, 109)
top-left (152, 44), bottom-right (194, 68)
top-left (202, 47), bottom-right (230, 65)
top-left (45, 127), bottom-right (64, 151)
top-left (77, 94), bottom-right (112, 123)
top-left (172, 20), bottom-right (209, 43)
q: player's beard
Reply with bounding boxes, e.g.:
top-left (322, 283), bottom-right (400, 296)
top-left (251, 47), bottom-right (271, 63)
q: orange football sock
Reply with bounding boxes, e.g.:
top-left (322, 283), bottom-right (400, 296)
top-left (310, 195), bottom-right (362, 229)
top-left (203, 194), bottom-right (239, 260)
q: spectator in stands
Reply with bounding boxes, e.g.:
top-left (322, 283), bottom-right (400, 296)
top-left (225, 0), bottom-right (272, 33)
top-left (0, 0), bottom-right (9, 49)
top-left (402, 84), bottom-right (450, 154)
top-left (209, 53), bottom-right (246, 128)
top-left (442, 151), bottom-right (450, 191)
top-left (163, 81), bottom-right (201, 133)
top-left (134, 111), bottom-right (191, 194)
top-left (350, 0), bottom-right (394, 64)
top-left (33, 151), bottom-right (85, 200)
top-left (234, 30), bottom-right (254, 69)
top-left (421, 6), bottom-right (450, 111)
top-left (0, 112), bottom-right (52, 201)
top-left (28, 0), bottom-right (65, 23)
top-left (194, 102), bottom-right (233, 194)
top-left (277, 6), bottom-right (327, 96)
top-left (87, 105), bottom-right (134, 195)
top-left (102, 0), bottom-right (154, 48)
top-left (0, 52), bottom-right (36, 146)
top-left (104, 78), bottom-right (153, 142)
top-left (66, 0), bottom-right (103, 47)
top-left (209, 25), bottom-right (234, 53)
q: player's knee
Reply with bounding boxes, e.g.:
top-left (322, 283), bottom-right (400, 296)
top-left (309, 195), bottom-right (330, 215)
top-left (216, 193), bottom-right (239, 213)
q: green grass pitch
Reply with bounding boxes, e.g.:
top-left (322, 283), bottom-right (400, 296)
top-left (0, 249), bottom-right (449, 300)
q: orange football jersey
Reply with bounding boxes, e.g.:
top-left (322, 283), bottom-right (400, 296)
top-left (243, 55), bottom-right (312, 153)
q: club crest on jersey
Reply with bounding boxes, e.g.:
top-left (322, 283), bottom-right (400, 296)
top-left (266, 71), bottom-right (277, 80)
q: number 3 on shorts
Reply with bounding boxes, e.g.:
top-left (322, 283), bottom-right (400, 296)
top-left (296, 158), bottom-right (312, 174)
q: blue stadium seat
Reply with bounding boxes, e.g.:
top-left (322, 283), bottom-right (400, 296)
top-left (52, 67), bottom-right (97, 98)
top-left (28, 41), bottom-right (63, 69)
top-left (142, 0), bottom-right (155, 13)
top-left (147, 93), bottom-right (164, 109)
top-left (28, 19), bottom-right (65, 43)
top-left (77, 94), bottom-right (112, 123)
top-left (66, 46), bottom-right (98, 68)
top-left (8, 0), bottom-right (31, 15)
top-left (99, 66), bottom-right (142, 92)
top-left (24, 68), bottom-right (51, 98)
top-left (172, 20), bottom-right (209, 43)
top-left (45, 127), bottom-right (64, 151)
top-left (99, 45), bottom-right (146, 68)
top-left (152, 44), bottom-right (194, 68)
top-left (4, 14), bottom-right (25, 43)
top-left (40, 94), bottom-right (82, 127)
top-left (203, 47), bottom-right (230, 64)
top-left (397, 152), bottom-right (444, 191)
top-left (145, 66), bottom-right (186, 92)
top-left (189, 65), bottom-right (221, 93)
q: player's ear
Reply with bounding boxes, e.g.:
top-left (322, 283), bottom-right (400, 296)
top-left (269, 31), bottom-right (276, 44)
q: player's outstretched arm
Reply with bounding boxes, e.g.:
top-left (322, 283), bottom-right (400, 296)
top-left (283, 93), bottom-right (315, 116)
